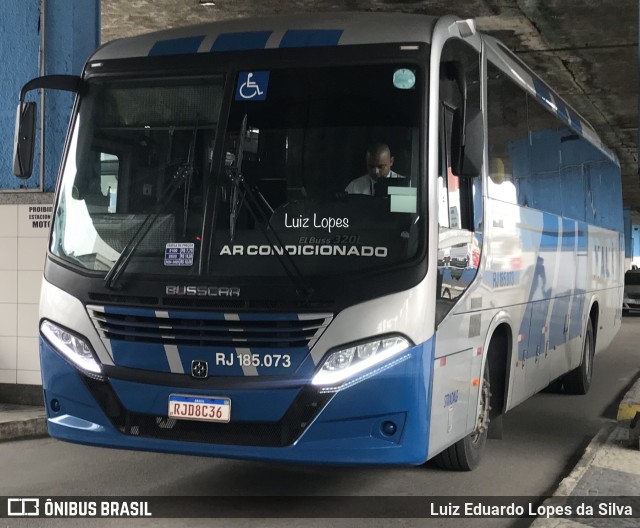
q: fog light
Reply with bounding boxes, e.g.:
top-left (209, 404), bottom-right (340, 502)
top-left (381, 420), bottom-right (397, 436)
top-left (50, 399), bottom-right (60, 412)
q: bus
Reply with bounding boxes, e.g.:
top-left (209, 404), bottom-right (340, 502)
top-left (13, 12), bottom-right (623, 470)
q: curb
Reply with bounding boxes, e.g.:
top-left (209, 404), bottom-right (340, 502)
top-left (529, 376), bottom-right (640, 527)
top-left (528, 424), bottom-right (617, 528)
top-left (0, 405), bottom-right (48, 442)
top-left (617, 379), bottom-right (640, 449)
top-left (617, 379), bottom-right (640, 422)
top-left (0, 417), bottom-right (48, 442)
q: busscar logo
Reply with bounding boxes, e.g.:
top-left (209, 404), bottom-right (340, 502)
top-left (165, 286), bottom-right (240, 297)
top-left (8, 498), bottom-right (39, 516)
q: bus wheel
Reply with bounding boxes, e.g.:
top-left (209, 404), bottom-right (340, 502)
top-left (433, 363), bottom-right (490, 471)
top-left (563, 319), bottom-right (594, 395)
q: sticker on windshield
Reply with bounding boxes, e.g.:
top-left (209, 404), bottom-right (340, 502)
top-left (389, 186), bottom-right (417, 213)
top-left (165, 243), bottom-right (195, 266)
top-left (235, 71), bottom-right (270, 101)
top-left (393, 68), bottom-right (416, 90)
top-left (219, 244), bottom-right (388, 258)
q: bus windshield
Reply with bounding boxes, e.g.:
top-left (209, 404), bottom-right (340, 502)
top-left (51, 62), bottom-right (424, 281)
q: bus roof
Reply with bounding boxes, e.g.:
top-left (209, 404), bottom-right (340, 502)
top-left (88, 12), bottom-right (615, 163)
top-left (90, 12), bottom-right (438, 62)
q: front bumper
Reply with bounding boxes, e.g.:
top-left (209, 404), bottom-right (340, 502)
top-left (40, 337), bottom-right (434, 465)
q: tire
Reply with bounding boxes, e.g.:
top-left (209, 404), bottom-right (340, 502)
top-left (433, 362), bottom-right (490, 471)
top-left (543, 378), bottom-right (564, 393)
top-left (563, 318), bottom-right (594, 395)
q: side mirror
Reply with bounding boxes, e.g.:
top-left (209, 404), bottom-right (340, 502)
top-left (12, 102), bottom-right (37, 179)
top-left (451, 106), bottom-right (483, 178)
top-left (12, 74), bottom-right (81, 180)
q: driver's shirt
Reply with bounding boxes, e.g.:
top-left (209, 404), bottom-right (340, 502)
top-left (345, 171), bottom-right (402, 195)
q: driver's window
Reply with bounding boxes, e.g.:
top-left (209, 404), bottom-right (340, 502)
top-left (436, 38), bottom-right (482, 323)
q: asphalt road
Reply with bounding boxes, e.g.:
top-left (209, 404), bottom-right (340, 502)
top-left (2, 316), bottom-right (640, 528)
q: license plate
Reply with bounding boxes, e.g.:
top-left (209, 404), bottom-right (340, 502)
top-left (168, 394), bottom-right (231, 423)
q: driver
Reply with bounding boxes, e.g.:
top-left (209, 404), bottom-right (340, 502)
top-left (345, 143), bottom-right (403, 195)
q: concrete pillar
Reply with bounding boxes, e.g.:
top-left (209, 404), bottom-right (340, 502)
top-left (0, 1), bottom-right (99, 391)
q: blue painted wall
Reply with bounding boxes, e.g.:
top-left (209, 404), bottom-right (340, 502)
top-left (1, 0), bottom-right (99, 191)
top-left (0, 1), bottom-right (40, 190)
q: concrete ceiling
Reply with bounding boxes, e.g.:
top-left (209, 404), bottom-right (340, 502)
top-left (102, 0), bottom-right (639, 219)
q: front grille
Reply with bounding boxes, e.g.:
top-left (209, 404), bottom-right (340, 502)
top-left (84, 376), bottom-right (331, 447)
top-left (87, 306), bottom-right (333, 349)
top-left (87, 292), bottom-right (335, 311)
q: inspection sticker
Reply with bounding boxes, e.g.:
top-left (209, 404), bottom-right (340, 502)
top-left (164, 243), bottom-right (194, 266)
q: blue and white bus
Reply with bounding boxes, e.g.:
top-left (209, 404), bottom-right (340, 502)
top-left (14, 13), bottom-right (623, 470)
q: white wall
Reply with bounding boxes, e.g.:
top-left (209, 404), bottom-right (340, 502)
top-left (0, 203), bottom-right (50, 385)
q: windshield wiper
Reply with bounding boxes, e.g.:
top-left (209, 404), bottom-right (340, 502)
top-left (225, 115), bottom-right (314, 300)
top-left (103, 177), bottom-right (185, 290)
top-left (228, 115), bottom-right (247, 242)
top-left (104, 122), bottom-right (200, 290)
top-left (182, 120), bottom-right (198, 237)
top-left (103, 213), bottom-right (161, 290)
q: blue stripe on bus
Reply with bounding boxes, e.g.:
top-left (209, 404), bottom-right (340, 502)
top-left (279, 29), bottom-right (343, 48)
top-left (149, 36), bottom-right (205, 56)
top-left (562, 218), bottom-right (575, 250)
top-left (555, 100), bottom-right (569, 124)
top-left (570, 221), bottom-right (588, 341)
top-left (533, 78), bottom-right (554, 108)
top-left (110, 342), bottom-right (171, 372)
top-left (166, 310), bottom-right (226, 321)
top-left (211, 31), bottom-right (272, 52)
top-left (568, 109), bottom-right (583, 133)
top-left (549, 295), bottom-right (569, 349)
top-left (569, 293), bottom-right (585, 340)
top-left (517, 212), bottom-right (556, 359)
top-left (540, 214), bottom-right (559, 250)
top-left (576, 222), bottom-right (588, 251)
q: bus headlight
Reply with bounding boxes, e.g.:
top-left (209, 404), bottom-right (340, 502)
top-left (40, 320), bottom-right (104, 380)
top-left (312, 335), bottom-right (411, 386)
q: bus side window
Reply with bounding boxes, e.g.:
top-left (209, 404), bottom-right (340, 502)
top-left (487, 63), bottom-right (526, 205)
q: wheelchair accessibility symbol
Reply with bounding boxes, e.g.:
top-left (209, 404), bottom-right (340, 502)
top-left (235, 71), bottom-right (270, 101)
